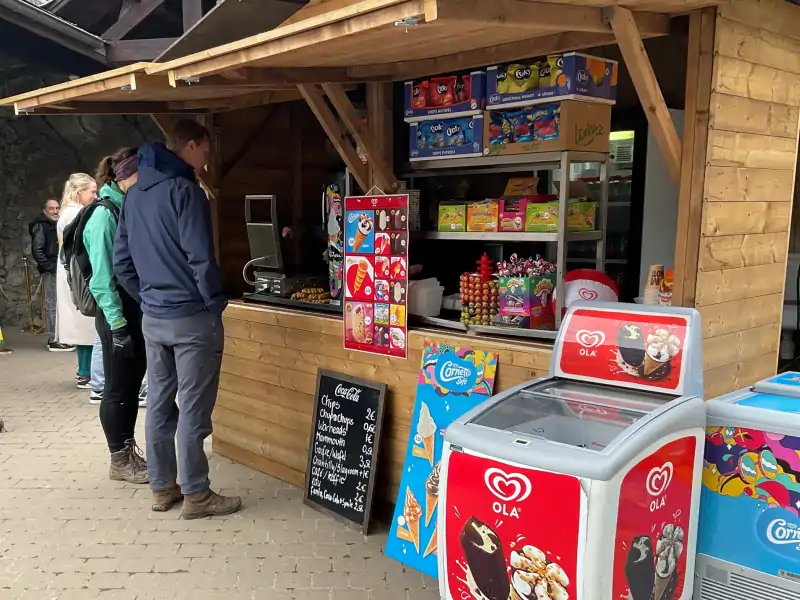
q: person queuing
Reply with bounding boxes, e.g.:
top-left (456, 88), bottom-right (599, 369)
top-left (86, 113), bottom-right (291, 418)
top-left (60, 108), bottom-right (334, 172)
top-left (30, 198), bottom-right (72, 352)
top-left (89, 339), bottom-right (148, 407)
top-left (114, 120), bottom-right (239, 519)
top-left (56, 174), bottom-right (97, 389)
top-left (85, 149), bottom-right (148, 485)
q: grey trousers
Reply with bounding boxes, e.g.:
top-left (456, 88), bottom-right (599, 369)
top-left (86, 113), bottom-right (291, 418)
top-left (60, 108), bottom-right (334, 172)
top-left (142, 311), bottom-right (224, 495)
top-left (42, 272), bottom-right (57, 343)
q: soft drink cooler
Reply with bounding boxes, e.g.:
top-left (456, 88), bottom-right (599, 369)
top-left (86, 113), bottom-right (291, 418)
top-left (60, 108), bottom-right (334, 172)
top-left (697, 372), bottom-right (800, 599)
top-left (438, 303), bottom-right (707, 600)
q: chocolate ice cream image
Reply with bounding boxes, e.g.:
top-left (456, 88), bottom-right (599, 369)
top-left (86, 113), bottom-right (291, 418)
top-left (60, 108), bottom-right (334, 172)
top-left (616, 324), bottom-right (645, 368)
top-left (624, 535), bottom-right (655, 600)
top-left (459, 516), bottom-right (509, 600)
top-left (509, 545), bottom-right (569, 600)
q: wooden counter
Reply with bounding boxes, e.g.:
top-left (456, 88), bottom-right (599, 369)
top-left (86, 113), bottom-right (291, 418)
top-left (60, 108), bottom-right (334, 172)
top-left (214, 301), bottom-right (553, 513)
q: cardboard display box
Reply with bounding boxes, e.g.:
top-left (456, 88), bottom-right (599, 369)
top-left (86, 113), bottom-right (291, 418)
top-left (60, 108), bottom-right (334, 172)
top-left (404, 71), bottom-right (486, 122)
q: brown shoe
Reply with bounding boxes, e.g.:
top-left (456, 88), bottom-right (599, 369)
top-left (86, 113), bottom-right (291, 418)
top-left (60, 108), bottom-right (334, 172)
top-left (109, 439), bottom-right (149, 484)
top-left (152, 485), bottom-right (184, 512)
top-left (180, 489), bottom-right (242, 520)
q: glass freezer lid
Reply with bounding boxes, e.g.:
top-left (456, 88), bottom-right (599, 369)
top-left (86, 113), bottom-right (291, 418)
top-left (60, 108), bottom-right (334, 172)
top-left (469, 379), bottom-right (672, 452)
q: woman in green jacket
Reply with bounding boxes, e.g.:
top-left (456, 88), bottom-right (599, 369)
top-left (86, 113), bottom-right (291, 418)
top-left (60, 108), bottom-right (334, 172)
top-left (84, 148), bottom-right (148, 485)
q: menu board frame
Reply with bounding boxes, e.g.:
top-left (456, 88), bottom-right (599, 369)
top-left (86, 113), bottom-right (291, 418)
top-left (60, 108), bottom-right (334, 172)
top-left (342, 194), bottom-right (410, 359)
top-left (303, 369), bottom-right (387, 534)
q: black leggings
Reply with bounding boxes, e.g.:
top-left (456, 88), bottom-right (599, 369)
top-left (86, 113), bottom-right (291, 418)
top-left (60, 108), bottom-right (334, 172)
top-left (96, 295), bottom-right (147, 453)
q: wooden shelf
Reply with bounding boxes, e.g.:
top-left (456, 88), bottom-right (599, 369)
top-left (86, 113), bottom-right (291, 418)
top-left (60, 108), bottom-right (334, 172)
top-left (422, 231), bottom-right (602, 242)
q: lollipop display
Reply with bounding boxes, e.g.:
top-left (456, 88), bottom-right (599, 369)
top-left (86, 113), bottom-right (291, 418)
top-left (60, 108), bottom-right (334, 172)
top-left (460, 273), bottom-right (500, 326)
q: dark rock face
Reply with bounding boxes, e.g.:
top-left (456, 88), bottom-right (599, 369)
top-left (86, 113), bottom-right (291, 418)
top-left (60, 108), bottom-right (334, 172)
top-left (0, 54), bottom-right (160, 327)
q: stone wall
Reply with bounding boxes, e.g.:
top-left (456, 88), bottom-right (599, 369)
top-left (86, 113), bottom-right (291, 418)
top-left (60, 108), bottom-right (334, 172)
top-left (0, 65), bottom-right (161, 328)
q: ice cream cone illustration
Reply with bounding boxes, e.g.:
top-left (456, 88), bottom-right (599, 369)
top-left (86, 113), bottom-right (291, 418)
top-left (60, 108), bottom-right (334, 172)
top-left (653, 524), bottom-right (683, 600)
top-left (353, 260), bottom-right (369, 294)
top-left (403, 486), bottom-right (422, 553)
top-left (415, 402), bottom-right (437, 466)
top-left (425, 462), bottom-right (441, 527)
top-left (643, 354), bottom-right (664, 377)
top-left (353, 213), bottom-right (373, 252)
top-left (423, 524), bottom-right (438, 558)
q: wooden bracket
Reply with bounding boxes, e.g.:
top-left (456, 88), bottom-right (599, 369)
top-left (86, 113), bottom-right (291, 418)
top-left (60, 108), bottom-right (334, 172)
top-left (321, 84), bottom-right (398, 192)
top-left (298, 84), bottom-right (370, 192)
top-left (607, 6), bottom-right (681, 183)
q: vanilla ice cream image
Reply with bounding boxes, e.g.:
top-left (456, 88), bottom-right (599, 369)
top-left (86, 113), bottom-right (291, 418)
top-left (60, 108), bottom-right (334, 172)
top-left (509, 544), bottom-right (569, 600)
top-left (417, 402), bottom-right (437, 466)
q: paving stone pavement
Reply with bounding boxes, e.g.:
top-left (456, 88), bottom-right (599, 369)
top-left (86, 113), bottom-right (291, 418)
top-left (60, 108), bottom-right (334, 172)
top-left (0, 332), bottom-right (439, 600)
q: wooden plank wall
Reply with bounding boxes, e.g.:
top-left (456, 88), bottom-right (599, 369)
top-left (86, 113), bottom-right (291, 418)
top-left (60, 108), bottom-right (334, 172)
top-left (696, 0), bottom-right (800, 397)
top-left (215, 303), bottom-right (553, 515)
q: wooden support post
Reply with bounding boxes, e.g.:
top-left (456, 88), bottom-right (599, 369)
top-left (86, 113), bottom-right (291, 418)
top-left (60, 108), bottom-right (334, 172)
top-left (321, 84), bottom-right (397, 192)
top-left (607, 6), bottom-right (681, 184)
top-left (297, 84), bottom-right (369, 192)
top-left (673, 8), bottom-right (715, 308)
top-left (103, 0), bottom-right (166, 40)
top-left (182, 0), bottom-right (203, 31)
top-left (367, 83), bottom-right (394, 190)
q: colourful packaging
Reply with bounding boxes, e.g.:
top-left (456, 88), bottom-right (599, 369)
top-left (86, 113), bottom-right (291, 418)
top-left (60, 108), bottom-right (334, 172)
top-left (454, 74), bottom-right (472, 104)
top-left (497, 63), bottom-right (538, 94)
top-left (411, 80), bottom-right (428, 108)
top-left (548, 54), bottom-right (565, 88)
top-left (525, 201), bottom-right (597, 232)
top-left (438, 204), bottom-right (466, 232)
top-left (429, 76), bottom-right (456, 106)
top-left (422, 121), bottom-right (446, 148)
top-left (488, 111), bottom-right (512, 148)
top-left (527, 104), bottom-right (560, 141)
top-left (466, 201), bottom-right (499, 232)
top-left (444, 121), bottom-right (466, 146)
top-left (503, 177), bottom-right (540, 197)
top-left (497, 275), bottom-right (556, 329)
top-left (499, 199), bottom-right (527, 232)
top-left (507, 110), bottom-right (532, 143)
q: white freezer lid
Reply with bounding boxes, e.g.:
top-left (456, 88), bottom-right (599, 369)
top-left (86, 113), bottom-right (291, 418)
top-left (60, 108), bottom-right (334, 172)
top-left (707, 372), bottom-right (800, 437)
top-left (446, 376), bottom-right (705, 481)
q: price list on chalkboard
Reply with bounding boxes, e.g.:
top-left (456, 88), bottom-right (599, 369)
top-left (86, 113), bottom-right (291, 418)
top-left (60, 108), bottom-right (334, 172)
top-left (304, 369), bottom-right (386, 533)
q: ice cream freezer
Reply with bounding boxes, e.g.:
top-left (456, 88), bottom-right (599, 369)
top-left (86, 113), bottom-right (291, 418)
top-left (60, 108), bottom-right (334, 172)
top-left (697, 372), bottom-right (800, 599)
top-left (438, 302), bottom-right (707, 600)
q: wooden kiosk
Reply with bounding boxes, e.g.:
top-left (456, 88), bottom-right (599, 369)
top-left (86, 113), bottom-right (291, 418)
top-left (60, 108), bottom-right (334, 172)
top-left (3, 0), bottom-right (799, 512)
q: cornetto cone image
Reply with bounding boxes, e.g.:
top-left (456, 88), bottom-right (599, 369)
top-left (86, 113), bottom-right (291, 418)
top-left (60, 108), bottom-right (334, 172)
top-left (624, 535), bottom-right (655, 600)
top-left (459, 516), bottom-right (510, 600)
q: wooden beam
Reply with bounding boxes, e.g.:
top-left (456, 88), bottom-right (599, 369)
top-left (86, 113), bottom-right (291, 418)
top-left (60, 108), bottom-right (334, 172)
top-left (298, 84), bottom-right (369, 192)
top-left (176, 89), bottom-right (308, 111)
top-left (608, 6), bottom-right (681, 184)
top-left (170, 67), bottom-right (367, 88)
top-left (103, 0), bottom-right (167, 41)
top-left (673, 8), bottom-right (715, 307)
top-left (182, 0), bottom-right (203, 31)
top-left (151, 115), bottom-right (218, 202)
top-left (348, 32), bottom-right (619, 80)
top-left (107, 38), bottom-right (176, 63)
top-left (322, 84), bottom-right (398, 192)
top-left (437, 0), bottom-right (669, 36)
top-left (367, 83), bottom-right (394, 189)
top-left (19, 101), bottom-right (208, 115)
top-left (220, 105), bottom-right (280, 180)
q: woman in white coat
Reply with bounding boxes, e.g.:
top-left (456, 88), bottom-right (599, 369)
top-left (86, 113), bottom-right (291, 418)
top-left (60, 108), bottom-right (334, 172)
top-left (57, 173), bottom-right (98, 389)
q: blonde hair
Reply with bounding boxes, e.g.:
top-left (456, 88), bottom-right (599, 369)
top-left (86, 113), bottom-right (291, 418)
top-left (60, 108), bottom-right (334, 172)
top-left (61, 173), bottom-right (95, 208)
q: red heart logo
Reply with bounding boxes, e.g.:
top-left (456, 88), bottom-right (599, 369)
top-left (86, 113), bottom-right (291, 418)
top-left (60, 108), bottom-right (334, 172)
top-left (579, 288), bottom-right (598, 301)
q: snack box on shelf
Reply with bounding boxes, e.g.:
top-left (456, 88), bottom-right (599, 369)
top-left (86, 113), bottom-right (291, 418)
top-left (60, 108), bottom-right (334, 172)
top-left (486, 52), bottom-right (618, 109)
top-left (497, 275), bottom-right (556, 328)
top-left (438, 203), bottom-right (466, 232)
top-left (525, 200), bottom-right (596, 232)
top-left (410, 114), bottom-right (484, 161)
top-left (466, 200), bottom-right (499, 232)
top-left (404, 71), bottom-right (486, 122)
top-left (485, 100), bottom-right (610, 156)
top-left (498, 198), bottom-right (527, 232)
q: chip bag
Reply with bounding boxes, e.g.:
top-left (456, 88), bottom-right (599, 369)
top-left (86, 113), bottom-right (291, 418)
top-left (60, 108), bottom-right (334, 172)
top-left (454, 74), bottom-right (472, 104)
top-left (444, 120), bottom-right (466, 147)
top-left (423, 121), bottom-right (446, 148)
top-left (489, 112), bottom-right (512, 148)
top-left (505, 63), bottom-right (538, 94)
top-left (548, 54), bottom-right (566, 89)
top-left (429, 76), bottom-right (456, 106)
top-left (411, 80), bottom-right (428, 108)
top-left (507, 110), bottom-right (533, 143)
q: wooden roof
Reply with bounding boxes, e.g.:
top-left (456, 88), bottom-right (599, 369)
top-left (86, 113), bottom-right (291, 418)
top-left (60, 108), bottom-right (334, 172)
top-left (0, 61), bottom-right (310, 114)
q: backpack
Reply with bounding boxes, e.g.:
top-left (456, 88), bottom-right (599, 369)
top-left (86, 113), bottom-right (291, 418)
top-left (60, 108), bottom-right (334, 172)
top-left (61, 198), bottom-right (120, 317)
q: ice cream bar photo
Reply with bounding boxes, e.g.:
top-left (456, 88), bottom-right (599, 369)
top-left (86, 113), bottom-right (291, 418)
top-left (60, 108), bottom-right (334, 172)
top-left (459, 516), bottom-right (510, 600)
top-left (624, 535), bottom-right (655, 600)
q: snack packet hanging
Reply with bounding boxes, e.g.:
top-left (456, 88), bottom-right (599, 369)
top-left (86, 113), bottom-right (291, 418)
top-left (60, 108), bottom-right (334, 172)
top-left (411, 80), bottom-right (428, 108)
top-left (489, 112), bottom-right (512, 148)
top-left (454, 75), bottom-right (472, 104)
top-left (507, 110), bottom-right (533, 143)
top-left (429, 76), bottom-right (456, 106)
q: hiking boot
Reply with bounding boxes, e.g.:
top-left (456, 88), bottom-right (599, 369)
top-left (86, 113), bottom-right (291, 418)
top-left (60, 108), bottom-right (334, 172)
top-left (152, 485), bottom-right (184, 512)
top-left (180, 489), bottom-right (242, 520)
top-left (109, 439), bottom-right (149, 484)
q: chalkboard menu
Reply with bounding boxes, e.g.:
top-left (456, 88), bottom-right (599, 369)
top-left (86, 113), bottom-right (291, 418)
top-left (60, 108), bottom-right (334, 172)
top-left (304, 369), bottom-right (387, 533)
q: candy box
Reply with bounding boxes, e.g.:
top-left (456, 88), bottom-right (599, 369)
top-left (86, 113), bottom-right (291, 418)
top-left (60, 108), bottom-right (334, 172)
top-left (466, 200), bottom-right (499, 232)
top-left (410, 114), bottom-right (484, 161)
top-left (404, 72), bottom-right (486, 121)
top-left (525, 201), bottom-right (597, 232)
top-left (486, 52), bottom-right (618, 109)
top-left (498, 275), bottom-right (556, 328)
top-left (503, 177), bottom-right (539, 197)
top-left (499, 199), bottom-right (527, 232)
top-left (438, 203), bottom-right (466, 232)
top-left (484, 100), bottom-right (610, 156)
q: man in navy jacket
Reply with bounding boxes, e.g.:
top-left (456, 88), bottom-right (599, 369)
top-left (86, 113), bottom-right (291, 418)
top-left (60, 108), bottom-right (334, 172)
top-left (114, 120), bottom-right (241, 519)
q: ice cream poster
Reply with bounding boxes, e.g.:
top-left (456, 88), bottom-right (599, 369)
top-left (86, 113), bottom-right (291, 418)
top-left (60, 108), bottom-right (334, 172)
top-left (556, 308), bottom-right (689, 393)
top-left (442, 452), bottom-right (585, 600)
top-left (612, 436), bottom-right (697, 600)
top-left (385, 342), bottom-right (499, 577)
top-left (699, 425), bottom-right (800, 578)
top-left (343, 195), bottom-right (409, 359)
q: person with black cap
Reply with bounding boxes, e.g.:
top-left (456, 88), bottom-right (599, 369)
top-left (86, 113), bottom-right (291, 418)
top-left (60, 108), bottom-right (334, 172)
top-left (84, 147), bottom-right (148, 485)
